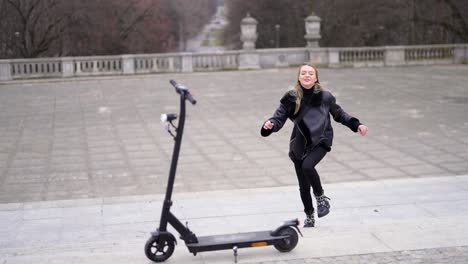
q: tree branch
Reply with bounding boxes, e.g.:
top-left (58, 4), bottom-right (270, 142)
top-left (440, 0), bottom-right (468, 37)
top-left (120, 1), bottom-right (154, 40)
top-left (414, 16), bottom-right (467, 42)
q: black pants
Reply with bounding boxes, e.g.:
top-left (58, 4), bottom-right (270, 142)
top-left (293, 145), bottom-right (327, 215)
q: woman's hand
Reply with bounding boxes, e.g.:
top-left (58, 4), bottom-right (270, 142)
top-left (358, 125), bottom-right (368, 136)
top-left (263, 120), bottom-right (274, 130)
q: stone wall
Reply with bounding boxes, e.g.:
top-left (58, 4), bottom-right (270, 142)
top-left (0, 44), bottom-right (466, 81)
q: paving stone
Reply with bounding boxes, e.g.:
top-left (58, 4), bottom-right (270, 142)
top-left (0, 66), bottom-right (467, 203)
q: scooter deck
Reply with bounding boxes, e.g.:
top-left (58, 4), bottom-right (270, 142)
top-left (186, 230), bottom-right (287, 253)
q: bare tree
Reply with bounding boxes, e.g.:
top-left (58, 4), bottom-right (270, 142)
top-left (223, 0), bottom-right (467, 49)
top-left (2, 0), bottom-right (74, 58)
top-left (414, 0), bottom-right (468, 43)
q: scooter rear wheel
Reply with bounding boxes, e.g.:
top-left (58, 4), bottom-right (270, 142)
top-left (273, 227), bottom-right (299, 252)
top-left (145, 235), bottom-right (175, 262)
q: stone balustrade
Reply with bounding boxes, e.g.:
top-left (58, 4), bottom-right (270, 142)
top-left (9, 57), bottom-right (63, 79)
top-left (0, 44), bottom-right (466, 81)
top-left (192, 51), bottom-right (238, 71)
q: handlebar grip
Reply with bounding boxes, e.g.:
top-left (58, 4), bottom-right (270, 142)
top-left (169, 79), bottom-right (196, 105)
top-left (169, 79), bottom-right (180, 89)
top-left (186, 93), bottom-right (197, 105)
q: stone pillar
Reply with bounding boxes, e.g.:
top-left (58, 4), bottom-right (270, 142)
top-left (304, 13), bottom-right (321, 48)
top-left (122, 55), bottom-right (135, 74)
top-left (181, 53), bottom-right (193, 72)
top-left (168, 57), bottom-right (174, 71)
top-left (61, 57), bottom-right (74, 77)
top-left (384, 46), bottom-right (406, 66)
top-left (327, 48), bottom-right (340, 67)
top-left (308, 48), bottom-right (328, 66)
top-left (238, 51), bottom-right (261, 70)
top-left (0, 60), bottom-right (12, 81)
top-left (238, 13), bottom-right (260, 70)
top-left (454, 44), bottom-right (468, 64)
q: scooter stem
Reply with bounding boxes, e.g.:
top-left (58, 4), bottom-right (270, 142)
top-left (159, 93), bottom-right (187, 230)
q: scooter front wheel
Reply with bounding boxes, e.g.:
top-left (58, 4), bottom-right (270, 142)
top-left (145, 235), bottom-right (176, 262)
top-left (273, 227), bottom-right (299, 252)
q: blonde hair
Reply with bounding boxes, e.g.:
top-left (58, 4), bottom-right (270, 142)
top-left (290, 63), bottom-right (322, 114)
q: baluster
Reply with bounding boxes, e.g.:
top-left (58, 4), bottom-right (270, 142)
top-left (152, 58), bottom-right (158, 72)
top-left (76, 61), bottom-right (82, 74)
top-left (223, 55), bottom-right (228, 68)
top-left (168, 57), bottom-right (174, 71)
top-left (93, 60), bottom-right (98, 73)
top-left (193, 56), bottom-right (198, 69)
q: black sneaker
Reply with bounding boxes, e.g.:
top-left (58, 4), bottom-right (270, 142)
top-left (303, 214), bottom-right (315, 227)
top-left (316, 195), bottom-right (330, 218)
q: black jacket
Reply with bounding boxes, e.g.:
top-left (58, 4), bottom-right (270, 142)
top-left (261, 88), bottom-right (361, 161)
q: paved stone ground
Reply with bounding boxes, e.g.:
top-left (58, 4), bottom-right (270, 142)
top-left (252, 246), bottom-right (468, 264)
top-left (1, 175), bottom-right (468, 264)
top-left (0, 65), bottom-right (467, 203)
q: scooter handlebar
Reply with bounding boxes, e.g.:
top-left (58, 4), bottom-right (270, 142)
top-left (185, 93), bottom-right (197, 105)
top-left (169, 79), bottom-right (197, 105)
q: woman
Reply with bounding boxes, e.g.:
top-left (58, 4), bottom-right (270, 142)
top-left (261, 64), bottom-right (368, 227)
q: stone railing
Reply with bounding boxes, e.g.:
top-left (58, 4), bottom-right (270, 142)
top-left (192, 51), bottom-right (239, 71)
top-left (9, 57), bottom-right (63, 79)
top-left (0, 44), bottom-right (466, 81)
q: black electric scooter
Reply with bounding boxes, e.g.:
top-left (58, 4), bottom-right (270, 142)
top-left (145, 80), bottom-right (302, 263)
